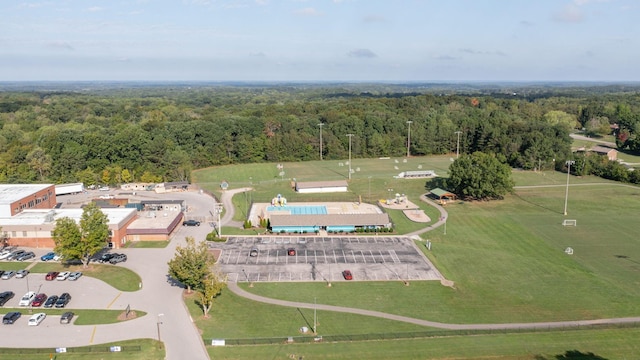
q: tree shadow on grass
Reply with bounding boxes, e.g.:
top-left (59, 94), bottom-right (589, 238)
top-left (535, 350), bottom-right (608, 360)
top-left (512, 192), bottom-right (563, 215)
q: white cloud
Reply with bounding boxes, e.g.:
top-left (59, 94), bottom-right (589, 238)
top-left (47, 40), bottom-right (74, 51)
top-left (459, 48), bottom-right (507, 57)
top-left (554, 4), bottom-right (584, 22)
top-left (255, 0), bottom-right (268, 5)
top-left (293, 7), bottom-right (323, 16)
top-left (347, 49), bottom-right (377, 58)
top-left (87, 6), bottom-right (104, 12)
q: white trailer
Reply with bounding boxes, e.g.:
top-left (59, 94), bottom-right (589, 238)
top-left (55, 183), bottom-right (85, 196)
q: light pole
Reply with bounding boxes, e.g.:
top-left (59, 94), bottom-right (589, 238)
top-left (406, 121), bottom-right (413, 157)
top-left (214, 203), bottom-right (223, 236)
top-left (368, 176), bottom-right (372, 202)
top-left (346, 134), bottom-right (354, 180)
top-left (313, 297), bottom-right (317, 334)
top-left (156, 313), bottom-right (164, 349)
top-left (318, 123), bottom-right (324, 161)
top-left (563, 160), bottom-right (575, 216)
top-left (455, 131), bottom-right (462, 159)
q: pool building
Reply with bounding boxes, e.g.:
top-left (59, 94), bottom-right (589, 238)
top-left (255, 203), bottom-right (391, 233)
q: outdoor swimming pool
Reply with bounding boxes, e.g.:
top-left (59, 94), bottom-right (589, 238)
top-left (266, 205), bottom-right (328, 215)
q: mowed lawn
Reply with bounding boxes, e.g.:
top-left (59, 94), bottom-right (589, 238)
top-left (241, 183), bottom-right (640, 323)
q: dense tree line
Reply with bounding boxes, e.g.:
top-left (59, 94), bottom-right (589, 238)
top-left (0, 84), bottom-right (639, 185)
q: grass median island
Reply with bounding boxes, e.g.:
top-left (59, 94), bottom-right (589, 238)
top-left (0, 308), bottom-right (145, 325)
top-left (30, 263), bottom-right (142, 292)
top-left (0, 339), bottom-right (164, 360)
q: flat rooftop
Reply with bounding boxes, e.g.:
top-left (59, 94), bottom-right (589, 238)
top-left (0, 208), bottom-right (136, 227)
top-left (0, 184), bottom-right (54, 205)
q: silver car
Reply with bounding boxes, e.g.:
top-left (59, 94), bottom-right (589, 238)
top-left (1, 271), bottom-right (16, 280)
top-left (68, 272), bottom-right (83, 281)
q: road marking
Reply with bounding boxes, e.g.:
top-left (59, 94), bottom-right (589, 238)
top-left (106, 292), bottom-right (122, 309)
top-left (89, 325), bottom-right (97, 344)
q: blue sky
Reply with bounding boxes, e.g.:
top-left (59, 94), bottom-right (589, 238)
top-left (1, 0), bottom-right (638, 82)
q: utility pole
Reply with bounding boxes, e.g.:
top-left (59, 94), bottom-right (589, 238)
top-left (455, 131), bottom-right (462, 158)
top-left (406, 121), bottom-right (413, 157)
top-left (563, 160), bottom-right (575, 216)
top-left (318, 123), bottom-right (324, 161)
top-left (346, 134), bottom-right (354, 180)
top-left (214, 202), bottom-right (223, 236)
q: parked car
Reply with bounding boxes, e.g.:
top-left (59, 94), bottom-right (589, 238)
top-left (98, 186), bottom-right (110, 191)
top-left (287, 248), bottom-right (296, 256)
top-left (250, 248), bottom-right (259, 257)
top-left (342, 270), bottom-right (353, 280)
top-left (109, 253), bottom-right (127, 264)
top-left (0, 250), bottom-right (12, 260)
top-left (3, 311), bottom-right (21, 324)
top-left (55, 293), bottom-right (71, 308)
top-left (45, 271), bottom-right (59, 281)
top-left (60, 311), bottom-right (74, 324)
top-left (28, 312), bottom-right (46, 326)
top-left (30, 293), bottom-right (47, 307)
top-left (0, 291), bottom-right (15, 306)
top-left (18, 291), bottom-right (36, 306)
top-left (183, 219), bottom-right (201, 226)
top-left (98, 253), bottom-right (115, 263)
top-left (43, 295), bottom-right (59, 308)
top-left (56, 271), bottom-right (71, 281)
top-left (6, 250), bottom-right (26, 260)
top-left (15, 269), bottom-right (29, 278)
top-left (1, 270), bottom-right (15, 280)
top-left (40, 252), bottom-right (56, 261)
top-left (0, 270), bottom-right (4, 277)
top-left (68, 271), bottom-right (83, 281)
top-left (17, 251), bottom-right (35, 261)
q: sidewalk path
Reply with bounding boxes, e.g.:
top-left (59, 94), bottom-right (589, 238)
top-left (227, 282), bottom-right (640, 331)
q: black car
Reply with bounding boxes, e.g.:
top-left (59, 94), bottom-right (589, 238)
top-left (183, 219), bottom-right (201, 226)
top-left (98, 253), bottom-right (115, 263)
top-left (0, 291), bottom-right (14, 306)
top-left (55, 293), bottom-right (71, 308)
top-left (17, 251), bottom-right (35, 261)
top-left (2, 311), bottom-right (21, 325)
top-left (43, 295), bottom-right (59, 308)
top-left (60, 311), bottom-right (74, 324)
top-left (109, 253), bottom-right (127, 264)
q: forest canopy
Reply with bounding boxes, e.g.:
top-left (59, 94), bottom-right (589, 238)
top-left (0, 83), bottom-right (639, 185)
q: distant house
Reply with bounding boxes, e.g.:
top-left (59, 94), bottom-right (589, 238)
top-left (294, 180), bottom-right (348, 194)
top-left (590, 146), bottom-right (618, 161)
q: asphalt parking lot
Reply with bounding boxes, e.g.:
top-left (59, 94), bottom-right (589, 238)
top-left (216, 236), bottom-right (441, 283)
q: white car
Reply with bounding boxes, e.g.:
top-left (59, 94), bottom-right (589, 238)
top-left (68, 272), bottom-right (83, 281)
top-left (28, 313), bottom-right (46, 326)
top-left (98, 186), bottom-right (110, 191)
top-left (56, 271), bottom-right (71, 281)
top-left (0, 250), bottom-right (14, 260)
top-left (19, 291), bottom-right (36, 306)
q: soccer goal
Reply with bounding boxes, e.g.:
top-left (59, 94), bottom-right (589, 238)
top-left (562, 219), bottom-right (577, 226)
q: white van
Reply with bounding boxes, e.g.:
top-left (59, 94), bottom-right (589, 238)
top-left (28, 313), bottom-right (46, 326)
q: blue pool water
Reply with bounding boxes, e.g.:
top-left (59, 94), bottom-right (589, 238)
top-left (266, 205), bottom-right (327, 215)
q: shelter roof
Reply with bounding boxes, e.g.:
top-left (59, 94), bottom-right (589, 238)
top-left (270, 213), bottom-right (390, 227)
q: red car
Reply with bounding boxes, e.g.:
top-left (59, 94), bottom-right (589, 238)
top-left (287, 248), bottom-right (296, 256)
top-left (45, 272), bottom-right (59, 281)
top-left (342, 270), bottom-right (353, 280)
top-left (30, 293), bottom-right (48, 307)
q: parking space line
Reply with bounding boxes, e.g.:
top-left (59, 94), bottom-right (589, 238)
top-left (333, 249), bottom-right (338, 263)
top-left (360, 250), bottom-right (367, 263)
top-left (234, 251), bottom-right (242, 264)
top-left (89, 325), bottom-right (97, 344)
top-left (389, 250), bottom-right (400, 263)
top-left (106, 292), bottom-right (122, 309)
top-left (351, 250), bottom-right (357, 263)
top-left (378, 250), bottom-right (386, 263)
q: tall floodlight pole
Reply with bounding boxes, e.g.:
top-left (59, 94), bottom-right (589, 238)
top-left (455, 131), bottom-right (462, 159)
top-left (318, 123), bottom-right (324, 161)
top-left (563, 160), bottom-right (575, 216)
top-left (406, 121), bottom-right (413, 157)
top-left (347, 134), bottom-right (354, 180)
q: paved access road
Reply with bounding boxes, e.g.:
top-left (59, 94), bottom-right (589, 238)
top-left (0, 190), bottom-right (218, 360)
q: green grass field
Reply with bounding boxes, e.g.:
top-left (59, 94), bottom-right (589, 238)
top-left (191, 155), bottom-right (640, 359)
top-left (30, 263), bottom-right (142, 292)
